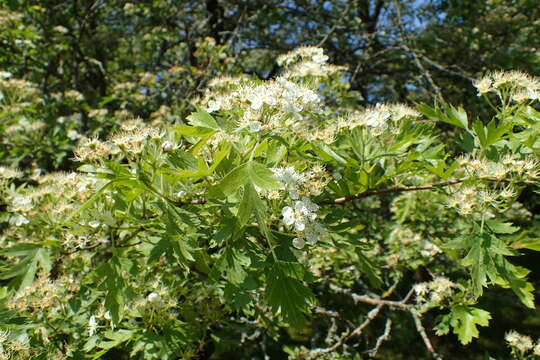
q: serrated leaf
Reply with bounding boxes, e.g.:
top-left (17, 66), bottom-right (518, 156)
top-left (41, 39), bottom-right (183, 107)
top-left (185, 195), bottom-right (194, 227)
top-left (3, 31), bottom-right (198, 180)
top-left (213, 164), bottom-right (248, 196)
top-left (355, 249), bottom-right (383, 288)
top-left (417, 103), bottom-right (468, 129)
top-left (168, 150), bottom-right (199, 172)
top-left (448, 306), bottom-right (491, 345)
top-left (512, 237), bottom-right (540, 251)
top-left (485, 220), bottom-right (519, 234)
top-left (247, 161), bottom-right (279, 191)
top-left (472, 120), bottom-right (488, 148)
top-left (98, 329), bottom-right (135, 350)
top-left (174, 124), bottom-right (215, 137)
top-left (266, 262), bottom-right (315, 328)
top-left (456, 232), bottom-right (534, 305)
top-left (187, 107), bottom-right (219, 129)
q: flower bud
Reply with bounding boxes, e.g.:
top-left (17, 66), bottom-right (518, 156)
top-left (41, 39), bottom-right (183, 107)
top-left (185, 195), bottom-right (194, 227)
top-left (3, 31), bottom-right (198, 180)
top-left (161, 141), bottom-right (174, 152)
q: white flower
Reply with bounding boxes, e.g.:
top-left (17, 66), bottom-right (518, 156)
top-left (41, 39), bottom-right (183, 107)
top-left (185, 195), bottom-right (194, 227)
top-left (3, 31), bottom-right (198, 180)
top-left (67, 129), bottom-right (81, 140)
top-left (250, 96), bottom-right (263, 110)
top-left (88, 316), bottom-right (98, 336)
top-left (292, 237), bottom-right (305, 249)
top-left (248, 121), bottom-right (261, 133)
top-left (88, 221), bottom-right (101, 228)
top-left (415, 282), bottom-right (429, 294)
top-left (147, 292), bottom-right (163, 306)
top-left (533, 342), bottom-right (540, 356)
top-left (11, 196), bottom-right (32, 212)
top-left (505, 330), bottom-right (534, 353)
top-left (282, 206), bottom-right (297, 227)
top-left (473, 77), bottom-right (492, 96)
top-left (11, 215), bottom-right (29, 226)
top-left (206, 99), bottom-right (220, 113)
top-left (0, 71), bottom-right (12, 79)
top-left (272, 167), bottom-right (305, 190)
top-left (53, 25), bottom-right (69, 34)
top-left (281, 199), bottom-right (319, 233)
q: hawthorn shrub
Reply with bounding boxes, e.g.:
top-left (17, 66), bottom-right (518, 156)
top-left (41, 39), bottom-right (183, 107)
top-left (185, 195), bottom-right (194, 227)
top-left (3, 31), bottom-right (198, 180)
top-left (1, 47), bottom-right (540, 359)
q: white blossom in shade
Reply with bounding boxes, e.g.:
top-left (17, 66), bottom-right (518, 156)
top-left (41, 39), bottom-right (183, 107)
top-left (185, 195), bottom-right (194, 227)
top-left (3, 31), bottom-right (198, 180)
top-left (10, 215), bottom-right (29, 226)
top-left (147, 292), bottom-right (163, 306)
top-left (505, 330), bottom-right (534, 353)
top-left (67, 129), bottom-right (81, 140)
top-left (292, 237), bottom-right (305, 249)
top-left (53, 25), bottom-right (69, 34)
top-left (0, 71), bottom-right (12, 79)
top-left (11, 195), bottom-right (32, 212)
top-left (88, 220), bottom-right (101, 228)
top-left (420, 240), bottom-right (442, 257)
top-left (304, 222), bottom-right (326, 245)
top-left (248, 121), bottom-right (261, 133)
top-left (88, 316), bottom-right (98, 336)
top-left (534, 342), bottom-right (540, 356)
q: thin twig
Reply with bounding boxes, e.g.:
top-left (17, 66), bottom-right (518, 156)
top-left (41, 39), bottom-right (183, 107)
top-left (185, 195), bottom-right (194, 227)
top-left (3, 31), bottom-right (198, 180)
top-left (392, 0), bottom-right (443, 101)
top-left (412, 313), bottom-right (443, 360)
top-left (367, 318), bottom-right (392, 357)
top-left (329, 283), bottom-right (411, 310)
top-left (323, 178), bottom-right (536, 205)
top-left (308, 304), bottom-right (384, 358)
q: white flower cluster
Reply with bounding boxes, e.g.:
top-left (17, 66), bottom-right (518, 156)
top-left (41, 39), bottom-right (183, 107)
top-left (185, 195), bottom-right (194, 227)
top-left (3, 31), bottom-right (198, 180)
top-left (270, 166), bottom-right (327, 249)
top-left (505, 330), bottom-right (540, 355)
top-left (474, 70), bottom-right (540, 102)
top-left (309, 103), bottom-right (420, 142)
top-left (0, 166), bottom-right (22, 180)
top-left (271, 166), bottom-right (307, 199)
top-left (458, 154), bottom-right (539, 180)
top-left (244, 77), bottom-right (321, 122)
top-left (75, 121), bottom-right (165, 162)
top-left (276, 46), bottom-right (329, 67)
top-left (414, 277), bottom-right (456, 309)
top-left (282, 199), bottom-right (326, 249)
top-left (9, 195), bottom-right (32, 212)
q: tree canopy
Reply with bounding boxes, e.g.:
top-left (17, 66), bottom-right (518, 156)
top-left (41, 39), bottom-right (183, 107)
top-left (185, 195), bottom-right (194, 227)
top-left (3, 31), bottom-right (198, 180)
top-left (1, 1), bottom-right (540, 359)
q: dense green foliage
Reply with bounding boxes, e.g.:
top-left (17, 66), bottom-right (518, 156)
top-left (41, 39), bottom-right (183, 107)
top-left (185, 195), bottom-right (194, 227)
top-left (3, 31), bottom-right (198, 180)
top-left (1, 1), bottom-right (540, 359)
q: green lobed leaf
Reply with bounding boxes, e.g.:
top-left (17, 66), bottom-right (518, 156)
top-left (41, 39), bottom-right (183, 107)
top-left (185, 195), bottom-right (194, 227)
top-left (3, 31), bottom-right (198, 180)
top-left (265, 261), bottom-right (315, 329)
top-left (448, 306), bottom-right (491, 345)
top-left (186, 107), bottom-right (219, 130)
top-left (247, 161), bottom-right (279, 191)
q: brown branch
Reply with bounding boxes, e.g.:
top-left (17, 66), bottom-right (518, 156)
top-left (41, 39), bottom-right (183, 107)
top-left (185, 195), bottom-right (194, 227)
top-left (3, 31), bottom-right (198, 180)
top-left (329, 283), bottom-right (412, 310)
top-left (323, 178), bottom-right (537, 205)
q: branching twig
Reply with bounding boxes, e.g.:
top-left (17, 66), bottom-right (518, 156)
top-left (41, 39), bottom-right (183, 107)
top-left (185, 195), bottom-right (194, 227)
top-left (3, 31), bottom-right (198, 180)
top-left (329, 283), bottom-right (411, 310)
top-left (367, 318), bottom-right (392, 357)
top-left (392, 0), bottom-right (443, 101)
top-left (308, 304), bottom-right (383, 358)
